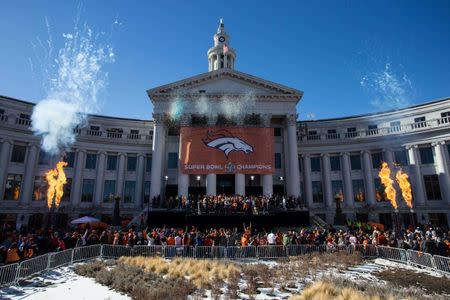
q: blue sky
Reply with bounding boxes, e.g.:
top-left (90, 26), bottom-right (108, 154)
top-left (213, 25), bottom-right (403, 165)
top-left (1, 1), bottom-right (449, 120)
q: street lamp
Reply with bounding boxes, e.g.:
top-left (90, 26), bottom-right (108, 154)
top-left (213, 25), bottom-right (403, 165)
top-left (196, 175), bottom-right (201, 187)
top-left (279, 176), bottom-right (285, 196)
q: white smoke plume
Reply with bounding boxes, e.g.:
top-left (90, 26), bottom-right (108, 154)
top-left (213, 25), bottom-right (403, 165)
top-left (360, 63), bottom-right (414, 110)
top-left (31, 19), bottom-right (114, 155)
top-left (168, 91), bottom-right (256, 122)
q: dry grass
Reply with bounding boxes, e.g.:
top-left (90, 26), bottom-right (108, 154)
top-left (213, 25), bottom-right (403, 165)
top-left (119, 256), bottom-right (241, 289)
top-left (290, 280), bottom-right (397, 300)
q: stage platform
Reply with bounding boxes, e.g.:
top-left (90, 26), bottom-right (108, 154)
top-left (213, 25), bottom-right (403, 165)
top-left (146, 210), bottom-right (310, 229)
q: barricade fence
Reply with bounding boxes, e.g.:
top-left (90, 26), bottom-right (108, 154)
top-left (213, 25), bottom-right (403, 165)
top-left (0, 244), bottom-right (449, 287)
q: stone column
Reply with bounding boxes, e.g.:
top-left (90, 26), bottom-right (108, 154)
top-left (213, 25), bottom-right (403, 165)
top-left (302, 154), bottom-right (313, 207)
top-left (406, 145), bottom-right (426, 205)
top-left (93, 151), bottom-right (106, 205)
top-left (206, 174), bottom-right (216, 195)
top-left (262, 114), bottom-right (272, 128)
top-left (286, 114), bottom-right (300, 197)
top-left (20, 143), bottom-right (39, 205)
top-left (178, 174), bottom-right (189, 197)
top-left (361, 150), bottom-right (375, 205)
top-left (235, 173), bottom-right (245, 195)
top-left (433, 142), bottom-right (450, 204)
top-left (150, 114), bottom-right (166, 199)
top-left (135, 154), bottom-right (146, 208)
top-left (262, 174), bottom-right (273, 196)
top-left (341, 152), bottom-right (354, 208)
top-left (116, 153), bottom-right (126, 198)
top-left (71, 149), bottom-right (86, 205)
top-left (383, 148), bottom-right (394, 167)
top-left (178, 114), bottom-right (190, 198)
top-left (224, 52), bottom-right (228, 68)
top-left (322, 153), bottom-right (333, 208)
top-left (0, 139), bottom-right (12, 199)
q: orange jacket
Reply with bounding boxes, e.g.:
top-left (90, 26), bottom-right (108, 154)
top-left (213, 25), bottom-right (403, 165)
top-left (6, 248), bottom-right (20, 263)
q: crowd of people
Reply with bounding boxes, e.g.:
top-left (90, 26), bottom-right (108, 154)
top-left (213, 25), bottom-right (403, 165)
top-left (1, 221), bottom-right (449, 265)
top-left (151, 194), bottom-right (304, 214)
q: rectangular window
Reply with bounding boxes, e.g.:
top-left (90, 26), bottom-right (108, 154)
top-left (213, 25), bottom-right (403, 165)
top-left (440, 111), bottom-right (450, 124)
top-left (274, 128), bottom-right (282, 136)
top-left (310, 157), bottom-right (321, 172)
top-left (394, 150), bottom-right (408, 166)
top-left (413, 116), bottom-right (426, 129)
top-left (419, 147), bottom-right (434, 164)
top-left (424, 175), bottom-right (442, 200)
top-left (371, 152), bottom-right (383, 169)
top-left (85, 153), bottom-right (97, 169)
top-left (103, 180), bottom-right (116, 202)
top-left (62, 178), bottom-right (72, 201)
top-left (350, 154), bottom-right (361, 170)
top-left (38, 150), bottom-right (50, 165)
top-left (168, 152), bottom-right (178, 169)
top-left (124, 181), bottom-right (136, 203)
top-left (81, 179), bottom-right (95, 202)
top-left (389, 121), bottom-right (401, 133)
top-left (146, 156), bottom-right (152, 173)
top-left (330, 156), bottom-right (341, 171)
top-left (11, 145), bottom-right (27, 163)
top-left (127, 156), bottom-right (137, 171)
top-left (374, 178), bottom-right (386, 202)
top-left (367, 124), bottom-right (378, 135)
top-left (4, 174), bottom-right (22, 200)
top-left (346, 127), bottom-right (357, 138)
top-left (312, 181), bottom-right (323, 203)
top-left (106, 155), bottom-right (117, 171)
top-left (32, 176), bottom-right (46, 201)
top-left (275, 153), bottom-right (282, 169)
top-left (331, 180), bottom-right (343, 200)
top-left (144, 181), bottom-right (151, 203)
top-left (64, 152), bottom-right (75, 168)
top-left (352, 179), bottom-right (365, 202)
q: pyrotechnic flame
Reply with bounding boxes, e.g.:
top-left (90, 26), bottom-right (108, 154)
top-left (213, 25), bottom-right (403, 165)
top-left (378, 162), bottom-right (397, 209)
top-left (45, 160), bottom-right (68, 208)
top-left (396, 168), bottom-right (413, 208)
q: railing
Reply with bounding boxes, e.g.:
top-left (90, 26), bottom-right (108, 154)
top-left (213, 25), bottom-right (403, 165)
top-left (106, 132), bottom-right (122, 139)
top-left (15, 117), bottom-right (31, 126)
top-left (127, 134), bottom-right (141, 140)
top-left (299, 115), bottom-right (450, 144)
top-left (1, 244), bottom-right (449, 287)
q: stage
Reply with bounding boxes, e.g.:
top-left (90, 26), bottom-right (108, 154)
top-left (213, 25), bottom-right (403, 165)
top-left (146, 210), bottom-right (310, 229)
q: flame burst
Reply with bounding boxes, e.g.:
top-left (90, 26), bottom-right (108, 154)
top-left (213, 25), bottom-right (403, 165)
top-left (378, 162), bottom-right (397, 209)
top-left (396, 169), bottom-right (413, 208)
top-left (45, 160), bottom-right (68, 208)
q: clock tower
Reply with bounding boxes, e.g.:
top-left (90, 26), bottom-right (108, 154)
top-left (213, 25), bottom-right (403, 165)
top-left (208, 18), bottom-right (236, 71)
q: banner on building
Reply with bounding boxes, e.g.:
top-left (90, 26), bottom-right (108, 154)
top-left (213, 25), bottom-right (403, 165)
top-left (179, 127), bottom-right (274, 174)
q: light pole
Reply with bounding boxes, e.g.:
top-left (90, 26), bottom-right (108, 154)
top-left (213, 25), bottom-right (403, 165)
top-left (279, 176), bottom-right (285, 196)
top-left (164, 175), bottom-right (168, 199)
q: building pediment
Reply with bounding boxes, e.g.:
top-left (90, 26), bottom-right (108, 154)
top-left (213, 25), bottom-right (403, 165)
top-left (147, 69), bottom-right (303, 102)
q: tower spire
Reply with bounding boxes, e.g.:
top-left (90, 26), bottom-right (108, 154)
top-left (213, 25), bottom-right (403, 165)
top-left (207, 18), bottom-right (236, 71)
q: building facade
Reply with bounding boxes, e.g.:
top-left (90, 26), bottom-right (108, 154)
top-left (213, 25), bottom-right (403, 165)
top-left (1, 20), bottom-right (449, 228)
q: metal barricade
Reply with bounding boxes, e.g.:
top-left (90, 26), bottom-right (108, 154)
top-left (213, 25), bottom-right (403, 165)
top-left (132, 245), bottom-right (163, 257)
top-left (102, 245), bottom-right (132, 259)
top-left (163, 246), bottom-right (194, 258)
top-left (225, 246), bottom-right (257, 259)
top-left (17, 254), bottom-right (50, 279)
top-left (432, 255), bottom-right (450, 274)
top-left (350, 244), bottom-right (378, 258)
top-left (0, 263), bottom-right (19, 286)
top-left (194, 246), bottom-right (226, 259)
top-left (256, 245), bottom-right (287, 259)
top-left (48, 249), bottom-right (74, 269)
top-left (377, 246), bottom-right (408, 264)
top-left (73, 244), bottom-right (102, 262)
top-left (406, 250), bottom-right (435, 269)
top-left (286, 245), bottom-right (319, 256)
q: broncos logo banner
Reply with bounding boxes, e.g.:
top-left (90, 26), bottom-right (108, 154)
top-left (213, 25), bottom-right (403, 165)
top-left (179, 127), bottom-right (274, 174)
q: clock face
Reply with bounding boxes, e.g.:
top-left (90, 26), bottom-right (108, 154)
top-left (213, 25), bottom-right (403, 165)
top-left (218, 36), bottom-right (225, 43)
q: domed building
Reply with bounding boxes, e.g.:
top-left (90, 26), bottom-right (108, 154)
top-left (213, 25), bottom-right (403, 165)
top-left (1, 19), bottom-right (449, 229)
